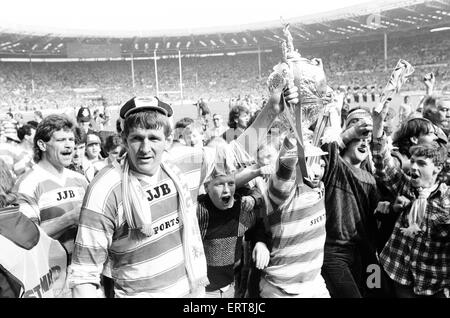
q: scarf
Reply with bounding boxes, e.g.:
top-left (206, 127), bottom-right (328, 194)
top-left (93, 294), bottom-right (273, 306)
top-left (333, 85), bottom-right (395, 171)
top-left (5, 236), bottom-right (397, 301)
top-left (114, 156), bottom-right (209, 293)
top-left (400, 187), bottom-right (433, 236)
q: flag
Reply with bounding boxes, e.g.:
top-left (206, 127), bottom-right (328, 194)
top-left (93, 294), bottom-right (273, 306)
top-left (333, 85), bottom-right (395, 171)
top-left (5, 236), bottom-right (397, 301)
top-left (375, 59), bottom-right (415, 113)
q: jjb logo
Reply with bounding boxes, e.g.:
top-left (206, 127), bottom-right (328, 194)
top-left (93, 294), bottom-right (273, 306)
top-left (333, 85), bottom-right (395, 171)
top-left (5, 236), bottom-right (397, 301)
top-left (38, 186), bottom-right (84, 210)
top-left (56, 190), bottom-right (76, 201)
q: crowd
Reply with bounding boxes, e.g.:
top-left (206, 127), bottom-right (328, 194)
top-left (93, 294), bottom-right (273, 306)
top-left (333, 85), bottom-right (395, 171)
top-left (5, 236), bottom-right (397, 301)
top-left (1, 39), bottom-right (450, 299)
top-left (1, 31), bottom-right (450, 113)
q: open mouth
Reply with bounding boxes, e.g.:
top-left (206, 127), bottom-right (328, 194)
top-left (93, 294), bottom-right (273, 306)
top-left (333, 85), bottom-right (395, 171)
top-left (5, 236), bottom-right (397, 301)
top-left (221, 195), bottom-right (232, 205)
top-left (357, 146), bottom-right (367, 154)
top-left (410, 172), bottom-right (420, 180)
top-left (61, 151), bottom-right (73, 158)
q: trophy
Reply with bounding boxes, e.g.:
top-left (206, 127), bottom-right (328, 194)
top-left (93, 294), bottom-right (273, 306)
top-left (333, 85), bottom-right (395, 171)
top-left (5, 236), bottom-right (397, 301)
top-left (267, 23), bottom-right (328, 184)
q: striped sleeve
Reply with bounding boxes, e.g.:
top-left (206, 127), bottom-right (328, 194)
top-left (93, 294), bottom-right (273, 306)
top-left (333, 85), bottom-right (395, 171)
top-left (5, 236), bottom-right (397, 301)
top-left (69, 167), bottom-right (119, 288)
top-left (16, 194), bottom-right (40, 224)
top-left (196, 197), bottom-right (209, 239)
top-left (268, 137), bottom-right (297, 206)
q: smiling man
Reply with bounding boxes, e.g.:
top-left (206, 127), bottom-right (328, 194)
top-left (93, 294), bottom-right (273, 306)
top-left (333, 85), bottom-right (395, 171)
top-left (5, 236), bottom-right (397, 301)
top-left (372, 100), bottom-right (450, 298)
top-left (319, 107), bottom-right (381, 298)
top-left (13, 115), bottom-right (88, 298)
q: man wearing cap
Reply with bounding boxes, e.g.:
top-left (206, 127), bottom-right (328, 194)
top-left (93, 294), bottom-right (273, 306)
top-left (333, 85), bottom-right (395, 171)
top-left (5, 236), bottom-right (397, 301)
top-left (319, 106), bottom-right (381, 298)
top-left (69, 96), bottom-right (214, 298)
top-left (70, 84), bottom-right (298, 297)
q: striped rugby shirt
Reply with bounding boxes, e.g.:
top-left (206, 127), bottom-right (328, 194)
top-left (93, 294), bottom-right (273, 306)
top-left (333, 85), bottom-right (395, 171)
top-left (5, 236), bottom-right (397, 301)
top-left (70, 147), bottom-right (215, 298)
top-left (14, 164), bottom-right (88, 255)
top-left (262, 138), bottom-right (328, 296)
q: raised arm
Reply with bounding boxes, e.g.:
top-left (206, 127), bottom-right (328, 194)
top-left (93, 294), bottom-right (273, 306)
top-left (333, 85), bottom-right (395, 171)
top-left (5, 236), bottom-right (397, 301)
top-left (236, 83), bottom-right (298, 159)
top-left (371, 99), bottom-right (409, 193)
top-left (268, 136), bottom-right (298, 207)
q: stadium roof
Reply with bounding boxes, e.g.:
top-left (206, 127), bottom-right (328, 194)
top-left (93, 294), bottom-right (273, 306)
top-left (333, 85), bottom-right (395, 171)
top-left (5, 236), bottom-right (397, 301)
top-left (0, 0), bottom-right (449, 57)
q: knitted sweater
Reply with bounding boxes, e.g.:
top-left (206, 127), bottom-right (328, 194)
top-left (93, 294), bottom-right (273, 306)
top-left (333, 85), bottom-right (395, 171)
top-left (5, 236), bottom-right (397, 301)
top-left (197, 189), bottom-right (264, 291)
top-left (321, 141), bottom-right (379, 252)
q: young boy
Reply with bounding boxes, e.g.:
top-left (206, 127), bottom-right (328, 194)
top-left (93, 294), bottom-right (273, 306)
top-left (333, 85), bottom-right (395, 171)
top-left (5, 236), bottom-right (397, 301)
top-left (372, 100), bottom-right (450, 298)
top-left (197, 146), bottom-right (265, 298)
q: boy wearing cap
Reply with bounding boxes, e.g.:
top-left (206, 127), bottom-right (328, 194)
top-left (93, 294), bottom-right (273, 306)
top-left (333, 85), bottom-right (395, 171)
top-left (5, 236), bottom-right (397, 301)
top-left (319, 107), bottom-right (381, 298)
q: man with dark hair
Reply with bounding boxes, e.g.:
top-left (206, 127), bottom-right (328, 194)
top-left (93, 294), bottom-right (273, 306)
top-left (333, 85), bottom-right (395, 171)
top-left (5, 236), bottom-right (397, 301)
top-left (68, 126), bottom-right (88, 176)
top-left (170, 117), bottom-right (194, 150)
top-left (391, 117), bottom-right (446, 172)
top-left (14, 115), bottom-right (88, 261)
top-left (223, 105), bottom-right (250, 143)
top-left (14, 124), bottom-right (36, 176)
